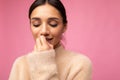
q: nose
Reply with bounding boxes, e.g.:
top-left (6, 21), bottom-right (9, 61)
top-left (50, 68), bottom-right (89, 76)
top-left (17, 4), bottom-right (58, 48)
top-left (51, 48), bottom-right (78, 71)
top-left (40, 23), bottom-right (49, 36)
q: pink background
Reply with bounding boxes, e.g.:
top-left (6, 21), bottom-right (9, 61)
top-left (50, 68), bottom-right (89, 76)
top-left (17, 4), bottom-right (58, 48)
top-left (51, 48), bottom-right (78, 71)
top-left (0, 0), bottom-right (120, 80)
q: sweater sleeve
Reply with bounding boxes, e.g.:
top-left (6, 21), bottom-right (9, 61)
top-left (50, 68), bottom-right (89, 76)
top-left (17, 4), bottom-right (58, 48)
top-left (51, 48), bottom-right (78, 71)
top-left (26, 49), bottom-right (59, 80)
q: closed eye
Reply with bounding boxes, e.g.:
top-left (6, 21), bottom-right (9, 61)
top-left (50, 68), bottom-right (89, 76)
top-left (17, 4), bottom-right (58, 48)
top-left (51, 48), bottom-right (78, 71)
top-left (31, 17), bottom-right (41, 27)
top-left (48, 20), bottom-right (58, 27)
top-left (49, 23), bottom-right (58, 27)
top-left (33, 24), bottom-right (40, 27)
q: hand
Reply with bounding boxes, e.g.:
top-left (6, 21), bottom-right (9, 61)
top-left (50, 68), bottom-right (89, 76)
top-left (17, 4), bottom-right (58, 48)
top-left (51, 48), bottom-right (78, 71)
top-left (34, 36), bottom-right (53, 52)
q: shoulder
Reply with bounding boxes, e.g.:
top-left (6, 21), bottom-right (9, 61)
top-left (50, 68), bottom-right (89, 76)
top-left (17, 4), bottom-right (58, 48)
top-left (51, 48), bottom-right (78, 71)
top-left (65, 50), bottom-right (92, 78)
top-left (9, 54), bottom-right (31, 80)
top-left (61, 50), bottom-right (92, 79)
top-left (12, 55), bottom-right (28, 68)
top-left (74, 52), bottom-right (92, 66)
top-left (65, 50), bottom-right (92, 68)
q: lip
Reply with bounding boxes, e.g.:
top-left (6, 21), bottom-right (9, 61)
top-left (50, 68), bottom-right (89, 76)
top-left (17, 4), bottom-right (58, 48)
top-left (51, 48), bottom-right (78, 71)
top-left (46, 38), bottom-right (53, 43)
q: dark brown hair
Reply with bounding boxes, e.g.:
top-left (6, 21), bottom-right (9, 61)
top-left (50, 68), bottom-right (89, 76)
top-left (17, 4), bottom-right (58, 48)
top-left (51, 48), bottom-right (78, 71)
top-left (29, 0), bottom-right (67, 24)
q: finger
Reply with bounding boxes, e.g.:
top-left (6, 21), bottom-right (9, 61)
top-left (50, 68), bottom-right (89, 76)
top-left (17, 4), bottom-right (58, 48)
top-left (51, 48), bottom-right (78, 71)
top-left (36, 37), bottom-right (42, 51)
top-left (34, 45), bottom-right (37, 51)
top-left (40, 36), bottom-right (53, 49)
top-left (47, 41), bottom-right (53, 49)
top-left (40, 36), bottom-right (52, 50)
top-left (40, 36), bottom-right (48, 46)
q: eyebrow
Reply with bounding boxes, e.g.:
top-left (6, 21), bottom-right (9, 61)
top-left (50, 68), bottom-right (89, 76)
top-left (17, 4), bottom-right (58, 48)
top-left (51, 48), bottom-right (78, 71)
top-left (31, 17), bottom-right (60, 21)
top-left (31, 17), bottom-right (40, 20)
top-left (48, 17), bottom-right (60, 21)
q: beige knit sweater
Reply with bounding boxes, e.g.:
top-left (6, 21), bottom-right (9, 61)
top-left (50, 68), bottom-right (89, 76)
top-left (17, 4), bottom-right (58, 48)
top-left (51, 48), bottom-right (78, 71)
top-left (9, 46), bottom-right (92, 80)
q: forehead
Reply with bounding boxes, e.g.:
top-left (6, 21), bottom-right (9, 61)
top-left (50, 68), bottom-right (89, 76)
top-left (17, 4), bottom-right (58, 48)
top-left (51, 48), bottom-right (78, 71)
top-left (30, 4), bottom-right (62, 19)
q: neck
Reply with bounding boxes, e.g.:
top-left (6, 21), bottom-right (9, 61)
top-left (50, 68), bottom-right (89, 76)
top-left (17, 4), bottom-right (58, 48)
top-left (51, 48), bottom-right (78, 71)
top-left (54, 42), bottom-right (61, 49)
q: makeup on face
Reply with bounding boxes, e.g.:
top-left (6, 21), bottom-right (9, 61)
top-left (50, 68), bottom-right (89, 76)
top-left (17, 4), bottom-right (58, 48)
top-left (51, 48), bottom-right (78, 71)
top-left (31, 17), bottom-right (62, 28)
top-left (31, 18), bottom-right (41, 27)
top-left (39, 35), bottom-right (53, 44)
top-left (45, 37), bottom-right (53, 44)
top-left (30, 4), bottom-right (66, 47)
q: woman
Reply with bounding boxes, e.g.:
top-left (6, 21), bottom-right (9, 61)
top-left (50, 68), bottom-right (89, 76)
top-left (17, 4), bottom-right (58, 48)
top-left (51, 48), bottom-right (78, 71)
top-left (9, 0), bottom-right (92, 80)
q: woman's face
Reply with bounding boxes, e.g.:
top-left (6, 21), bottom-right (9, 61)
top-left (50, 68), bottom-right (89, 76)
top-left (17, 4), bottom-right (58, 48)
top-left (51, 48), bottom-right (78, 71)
top-left (30, 4), bottom-right (66, 47)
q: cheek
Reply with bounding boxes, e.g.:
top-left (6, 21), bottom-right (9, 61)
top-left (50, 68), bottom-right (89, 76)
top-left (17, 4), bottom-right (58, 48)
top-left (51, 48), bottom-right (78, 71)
top-left (31, 27), bottom-right (40, 39)
top-left (51, 26), bottom-right (65, 39)
top-left (52, 29), bottom-right (63, 39)
top-left (52, 30), bottom-right (63, 46)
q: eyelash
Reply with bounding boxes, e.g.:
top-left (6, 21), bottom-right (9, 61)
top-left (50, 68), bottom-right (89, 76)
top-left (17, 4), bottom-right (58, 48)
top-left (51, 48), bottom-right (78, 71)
top-left (33, 24), bottom-right (40, 27)
top-left (49, 23), bottom-right (58, 27)
top-left (32, 22), bottom-right (58, 27)
top-left (33, 24), bottom-right (57, 27)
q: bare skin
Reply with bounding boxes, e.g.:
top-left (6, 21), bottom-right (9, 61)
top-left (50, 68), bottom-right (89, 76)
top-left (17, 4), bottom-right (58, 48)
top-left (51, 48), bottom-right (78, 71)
top-left (30, 3), bottom-right (66, 52)
top-left (34, 36), bottom-right (53, 52)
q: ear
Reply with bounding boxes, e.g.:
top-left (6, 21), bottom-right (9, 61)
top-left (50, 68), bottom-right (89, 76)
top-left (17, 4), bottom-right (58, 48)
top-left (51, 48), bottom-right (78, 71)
top-left (62, 24), bottom-right (67, 33)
